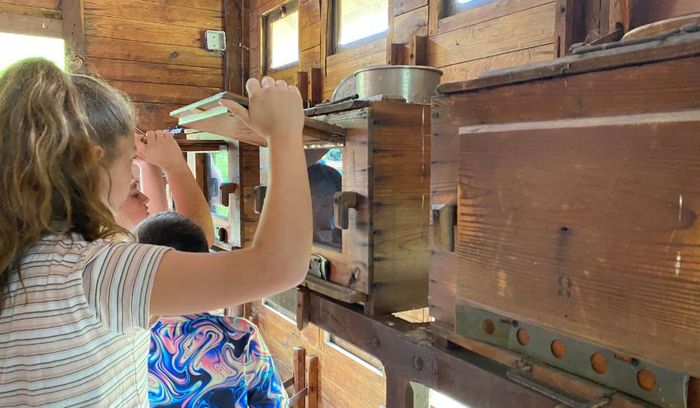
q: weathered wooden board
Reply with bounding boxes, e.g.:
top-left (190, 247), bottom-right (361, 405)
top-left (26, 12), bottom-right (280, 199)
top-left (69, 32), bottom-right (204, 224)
top-left (428, 3), bottom-right (555, 68)
top-left (395, 0), bottom-right (427, 16)
top-left (84, 0), bottom-right (223, 30)
top-left (456, 112), bottom-right (700, 376)
top-left (0, 2), bottom-right (60, 18)
top-left (88, 58), bottom-right (223, 88)
top-left (440, 44), bottom-right (553, 83)
top-left (393, 5), bottom-right (428, 44)
top-left (85, 37), bottom-right (223, 69)
top-left (437, 0), bottom-right (553, 34)
top-left (133, 102), bottom-right (181, 130)
top-left (0, 0), bottom-right (60, 10)
top-left (300, 21), bottom-right (321, 51)
top-left (109, 80), bottom-right (221, 105)
top-left (647, 0), bottom-right (700, 22)
top-left (85, 15), bottom-right (205, 48)
top-left (145, 0), bottom-right (222, 11)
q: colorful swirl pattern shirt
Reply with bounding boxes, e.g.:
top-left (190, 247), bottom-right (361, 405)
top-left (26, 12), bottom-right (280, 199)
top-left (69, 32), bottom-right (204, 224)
top-left (148, 314), bottom-right (288, 408)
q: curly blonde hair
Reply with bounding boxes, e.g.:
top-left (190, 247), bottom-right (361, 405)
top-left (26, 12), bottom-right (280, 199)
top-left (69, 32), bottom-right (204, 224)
top-left (0, 58), bottom-right (134, 311)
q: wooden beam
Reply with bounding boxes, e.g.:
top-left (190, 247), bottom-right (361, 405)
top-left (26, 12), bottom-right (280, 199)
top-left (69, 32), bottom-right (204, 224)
top-left (61, 0), bottom-right (86, 72)
top-left (409, 35), bottom-right (427, 65)
top-left (297, 71), bottom-right (309, 105)
top-left (224, 0), bottom-right (245, 94)
top-left (306, 355), bottom-right (319, 408)
top-left (386, 371), bottom-right (414, 408)
top-left (427, 0), bottom-right (439, 37)
top-left (296, 287), bottom-right (310, 331)
top-left (0, 12), bottom-right (62, 38)
top-left (293, 347), bottom-right (306, 408)
top-left (310, 67), bottom-right (322, 104)
top-left (390, 43), bottom-right (407, 65)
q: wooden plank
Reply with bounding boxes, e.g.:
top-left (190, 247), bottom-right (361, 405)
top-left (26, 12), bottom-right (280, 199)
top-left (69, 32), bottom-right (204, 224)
top-left (293, 347), bottom-right (306, 408)
top-left (299, 0), bottom-right (320, 27)
top-left (647, 0), bottom-right (700, 22)
top-left (428, 4), bottom-right (555, 68)
top-left (269, 65), bottom-right (298, 85)
top-left (690, 377), bottom-right (700, 408)
top-left (427, 0), bottom-right (439, 36)
top-left (87, 58), bottom-right (223, 88)
top-left (133, 102), bottom-right (181, 130)
top-left (62, 0), bottom-right (86, 71)
top-left (84, 0), bottom-right (223, 30)
top-left (439, 44), bottom-right (553, 83)
top-left (310, 67), bottom-right (322, 104)
top-left (390, 43), bottom-right (407, 65)
top-left (300, 45), bottom-right (321, 73)
top-left (367, 102), bottom-right (431, 315)
top-left (0, 0), bottom-right (59, 10)
top-left (319, 0), bottom-right (330, 75)
top-left (437, 0), bottom-right (553, 35)
top-left (297, 71), bottom-right (309, 103)
top-left (409, 35), bottom-right (427, 65)
top-left (393, 5), bottom-right (428, 44)
top-left (85, 37), bottom-right (223, 69)
top-left (326, 37), bottom-right (385, 66)
top-left (143, 0), bottom-right (222, 11)
top-left (555, 0), bottom-right (578, 57)
top-left (0, 11), bottom-right (62, 37)
top-left (85, 15), bottom-right (205, 48)
top-left (225, 0), bottom-right (245, 94)
top-left (0, 3), bottom-right (60, 18)
top-left (457, 112), bottom-right (700, 376)
top-left (306, 355), bottom-right (319, 408)
top-left (108, 80), bottom-right (221, 104)
top-left (394, 0), bottom-right (427, 16)
top-left (300, 21), bottom-right (321, 51)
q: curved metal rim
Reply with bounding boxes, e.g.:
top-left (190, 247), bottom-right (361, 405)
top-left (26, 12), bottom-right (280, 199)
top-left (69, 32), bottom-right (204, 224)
top-left (353, 65), bottom-right (444, 76)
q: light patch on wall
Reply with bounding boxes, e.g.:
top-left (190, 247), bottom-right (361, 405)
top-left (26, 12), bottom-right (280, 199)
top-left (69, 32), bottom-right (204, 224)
top-left (0, 32), bottom-right (65, 73)
top-left (269, 10), bottom-right (299, 69)
top-left (336, 0), bottom-right (388, 46)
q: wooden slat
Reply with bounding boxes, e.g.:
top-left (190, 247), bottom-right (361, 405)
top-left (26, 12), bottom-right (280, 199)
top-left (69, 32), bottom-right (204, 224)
top-left (293, 347), bottom-right (306, 408)
top-left (85, 37), bottom-right (223, 69)
top-left (297, 71), bottom-right (309, 103)
top-left (457, 113), bottom-right (700, 376)
top-left (409, 35), bottom-right (427, 65)
top-left (88, 58), bottom-right (223, 87)
top-left (84, 0), bottom-right (223, 30)
top-left (437, 0), bottom-right (553, 35)
top-left (647, 0), bottom-right (700, 22)
top-left (324, 49), bottom-right (385, 100)
top-left (393, 5), bottom-right (428, 44)
top-left (0, 11), bottom-right (62, 37)
top-left (300, 21), bottom-right (321, 51)
top-left (108, 80), bottom-right (221, 104)
top-left (0, 0), bottom-right (60, 10)
top-left (311, 67), bottom-right (322, 104)
top-left (225, 0), bottom-right (245, 94)
top-left (63, 0), bottom-right (87, 70)
top-left (85, 15), bottom-right (205, 48)
top-left (394, 0), bottom-right (427, 16)
top-left (143, 0), bottom-right (222, 11)
top-left (269, 65), bottom-right (298, 85)
top-left (428, 3), bottom-right (555, 68)
top-left (299, 0), bottom-right (320, 27)
top-left (439, 44), bottom-right (553, 83)
top-left (0, 3), bottom-right (60, 18)
top-left (306, 355), bottom-right (319, 408)
top-left (427, 0), bottom-right (439, 36)
top-left (133, 102), bottom-right (181, 130)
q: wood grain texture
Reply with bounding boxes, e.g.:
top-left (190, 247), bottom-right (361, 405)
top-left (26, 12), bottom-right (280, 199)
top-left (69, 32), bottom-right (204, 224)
top-left (0, 11), bottom-right (62, 37)
top-left (85, 37), bottom-right (223, 69)
top-left (437, 0), bottom-right (553, 35)
top-left (439, 44), bottom-right (553, 83)
top-left (133, 102), bottom-right (181, 130)
top-left (394, 0), bottom-right (427, 16)
top-left (646, 0), bottom-right (700, 22)
top-left (144, 0), bottom-right (222, 11)
top-left (84, 0), bottom-right (223, 30)
top-left (457, 113), bottom-right (700, 375)
top-left (88, 58), bottom-right (223, 87)
top-left (108, 80), bottom-right (220, 104)
top-left (0, 0), bottom-right (59, 9)
top-left (393, 5), bottom-right (428, 44)
top-left (428, 3), bottom-right (555, 67)
top-left (85, 15), bottom-right (205, 48)
top-left (0, 3), bottom-right (60, 18)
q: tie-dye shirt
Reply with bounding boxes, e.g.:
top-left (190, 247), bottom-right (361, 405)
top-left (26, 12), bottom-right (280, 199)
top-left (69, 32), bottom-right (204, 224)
top-left (148, 314), bottom-right (288, 408)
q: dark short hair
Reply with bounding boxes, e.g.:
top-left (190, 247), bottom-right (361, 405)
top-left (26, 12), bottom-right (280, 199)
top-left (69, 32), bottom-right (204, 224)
top-left (135, 211), bottom-right (209, 253)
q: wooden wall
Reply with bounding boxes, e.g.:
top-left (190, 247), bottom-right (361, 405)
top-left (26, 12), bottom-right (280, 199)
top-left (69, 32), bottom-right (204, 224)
top-left (83, 0), bottom-right (225, 131)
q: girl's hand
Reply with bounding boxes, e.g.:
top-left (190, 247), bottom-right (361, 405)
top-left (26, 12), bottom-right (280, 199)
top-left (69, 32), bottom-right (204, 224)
top-left (135, 130), bottom-right (186, 172)
top-left (242, 77), bottom-right (304, 143)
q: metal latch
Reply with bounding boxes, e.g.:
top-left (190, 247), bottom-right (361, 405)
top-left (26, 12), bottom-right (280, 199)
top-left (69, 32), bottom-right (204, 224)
top-left (432, 204), bottom-right (456, 252)
top-left (308, 254), bottom-right (330, 280)
top-left (333, 191), bottom-right (358, 230)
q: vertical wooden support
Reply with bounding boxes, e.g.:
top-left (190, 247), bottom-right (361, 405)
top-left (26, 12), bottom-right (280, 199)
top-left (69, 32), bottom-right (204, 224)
top-left (224, 0), bottom-right (246, 94)
top-left (409, 35), bottom-right (427, 65)
top-left (390, 44), bottom-right (407, 65)
top-left (296, 288), bottom-right (310, 331)
top-left (555, 0), bottom-right (575, 57)
top-left (297, 71), bottom-right (309, 106)
top-left (386, 371), bottom-right (414, 408)
top-left (609, 0), bottom-right (633, 33)
top-left (61, 0), bottom-right (86, 73)
top-left (386, 0), bottom-right (396, 63)
top-left (428, 0), bottom-right (440, 37)
top-left (689, 377), bottom-right (699, 408)
top-left (293, 347), bottom-right (307, 408)
top-left (311, 67), bottom-right (323, 105)
top-left (319, 0), bottom-right (330, 75)
top-left (306, 355), bottom-right (319, 408)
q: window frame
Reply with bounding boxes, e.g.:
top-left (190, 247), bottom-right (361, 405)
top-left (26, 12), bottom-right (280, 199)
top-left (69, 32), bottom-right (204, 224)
top-left (324, 332), bottom-right (384, 375)
top-left (261, 0), bottom-right (300, 75)
top-left (330, 0), bottom-right (389, 54)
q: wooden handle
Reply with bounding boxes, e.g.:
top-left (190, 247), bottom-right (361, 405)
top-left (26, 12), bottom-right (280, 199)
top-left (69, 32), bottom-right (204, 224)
top-left (333, 191), bottom-right (358, 230)
top-left (219, 183), bottom-right (238, 207)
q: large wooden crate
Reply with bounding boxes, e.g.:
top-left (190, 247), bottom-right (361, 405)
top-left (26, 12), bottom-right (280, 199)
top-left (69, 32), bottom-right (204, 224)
top-left (430, 30), bottom-right (700, 379)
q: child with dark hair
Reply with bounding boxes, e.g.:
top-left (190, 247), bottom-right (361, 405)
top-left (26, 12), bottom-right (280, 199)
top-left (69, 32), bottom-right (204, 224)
top-left (136, 213), bottom-right (288, 407)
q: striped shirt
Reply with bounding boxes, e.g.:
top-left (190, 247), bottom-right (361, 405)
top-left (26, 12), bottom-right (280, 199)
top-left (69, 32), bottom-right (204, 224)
top-left (0, 234), bottom-right (171, 408)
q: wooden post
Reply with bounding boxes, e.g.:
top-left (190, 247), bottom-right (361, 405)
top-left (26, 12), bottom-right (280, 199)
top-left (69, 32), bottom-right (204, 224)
top-left (409, 35), bottom-right (427, 65)
top-left (310, 67), bottom-right (323, 105)
top-left (306, 355), bottom-right (319, 408)
top-left (61, 0), bottom-right (86, 73)
top-left (390, 44), bottom-right (406, 65)
top-left (554, 0), bottom-right (586, 57)
top-left (609, 0), bottom-right (633, 34)
top-left (297, 71), bottom-right (309, 106)
top-left (428, 0), bottom-right (440, 37)
top-left (296, 288), bottom-right (310, 331)
top-left (293, 347), bottom-right (306, 408)
top-left (386, 370), bottom-right (414, 408)
top-left (224, 0), bottom-right (246, 95)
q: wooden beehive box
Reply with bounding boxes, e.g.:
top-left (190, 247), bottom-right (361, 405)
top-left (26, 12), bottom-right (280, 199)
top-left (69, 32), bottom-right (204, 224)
top-left (430, 30), bottom-right (700, 379)
top-left (258, 99), bottom-right (432, 315)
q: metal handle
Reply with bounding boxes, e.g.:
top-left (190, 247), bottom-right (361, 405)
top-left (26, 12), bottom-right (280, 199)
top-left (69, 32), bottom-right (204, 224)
top-left (432, 204), bottom-right (456, 252)
top-left (507, 368), bottom-right (610, 408)
top-left (333, 191), bottom-right (358, 230)
top-left (253, 185), bottom-right (267, 214)
top-left (219, 183), bottom-right (238, 207)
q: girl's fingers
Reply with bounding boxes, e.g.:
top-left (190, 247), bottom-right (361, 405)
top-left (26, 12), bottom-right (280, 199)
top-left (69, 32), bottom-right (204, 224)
top-left (246, 78), bottom-right (261, 96)
top-left (275, 80), bottom-right (287, 88)
top-left (261, 76), bottom-right (275, 88)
